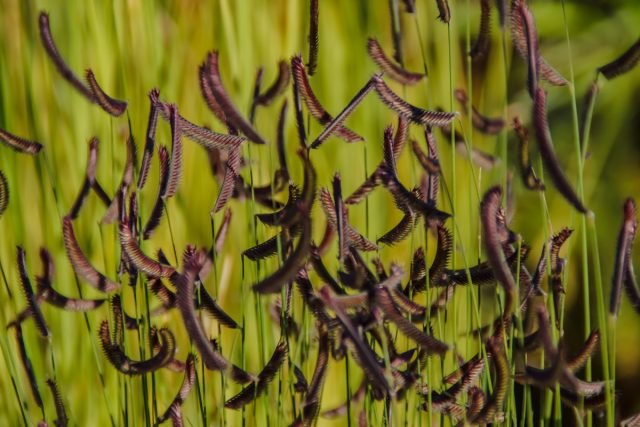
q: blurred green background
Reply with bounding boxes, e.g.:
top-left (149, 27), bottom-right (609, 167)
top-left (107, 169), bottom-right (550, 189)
top-left (0, 0), bottom-right (639, 425)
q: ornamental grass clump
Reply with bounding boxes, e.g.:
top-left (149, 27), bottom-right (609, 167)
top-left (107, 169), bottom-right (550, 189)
top-left (1, 0), bottom-right (640, 425)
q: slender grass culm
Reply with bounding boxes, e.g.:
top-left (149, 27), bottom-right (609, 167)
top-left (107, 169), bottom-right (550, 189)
top-left (1, 0), bottom-right (640, 425)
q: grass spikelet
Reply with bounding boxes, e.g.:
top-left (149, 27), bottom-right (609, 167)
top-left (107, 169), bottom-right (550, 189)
top-left (38, 11), bottom-right (94, 101)
top-left (84, 69), bottom-right (127, 116)
top-left (367, 38), bottom-right (424, 85)
top-left (598, 37), bottom-right (640, 80)
top-left (203, 51), bottom-right (268, 144)
top-left (0, 127), bottom-right (43, 155)
top-left (62, 216), bottom-right (120, 292)
top-left (373, 75), bottom-right (457, 126)
top-left (0, 170), bottom-right (9, 218)
top-left (532, 88), bottom-right (587, 213)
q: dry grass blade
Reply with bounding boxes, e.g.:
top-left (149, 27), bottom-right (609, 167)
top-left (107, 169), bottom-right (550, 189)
top-left (17, 247), bottom-right (50, 337)
top-left (69, 138), bottom-right (99, 219)
top-left (470, 0), bottom-right (492, 60)
top-left (62, 216), bottom-right (120, 292)
top-left (291, 55), bottom-right (364, 142)
top-left (9, 322), bottom-right (43, 408)
top-left (533, 88), bottom-right (587, 213)
top-left (510, 0), bottom-right (567, 87)
top-left (311, 76), bottom-right (375, 149)
top-left (367, 38), bottom-right (424, 85)
top-left (142, 146), bottom-right (170, 239)
top-left (99, 321), bottom-right (176, 375)
top-left (38, 11), bottom-right (94, 101)
top-left (597, 37), bottom-right (640, 80)
top-left (173, 255), bottom-right (230, 371)
top-left (156, 354), bottom-right (197, 426)
top-left (373, 75), bottom-right (457, 126)
top-left (85, 69), bottom-right (127, 116)
top-left (137, 89), bottom-right (160, 189)
top-left (119, 220), bottom-right (176, 278)
top-left (610, 198), bottom-right (637, 317)
top-left (225, 338), bottom-right (288, 409)
top-left (204, 51), bottom-right (268, 145)
top-left (0, 127), bottom-right (43, 155)
top-left (46, 379), bottom-right (68, 427)
top-left (513, 116), bottom-right (544, 190)
top-left (307, 0), bottom-right (319, 75)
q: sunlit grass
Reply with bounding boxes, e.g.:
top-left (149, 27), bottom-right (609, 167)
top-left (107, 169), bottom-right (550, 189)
top-left (1, 0), bottom-right (640, 426)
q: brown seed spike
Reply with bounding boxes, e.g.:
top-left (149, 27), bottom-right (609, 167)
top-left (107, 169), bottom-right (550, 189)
top-left (85, 69), bottom-right (127, 116)
top-left (225, 338), bottom-right (288, 409)
top-left (156, 354), bottom-right (197, 425)
top-left (173, 253), bottom-right (230, 371)
top-left (119, 220), bottom-right (175, 278)
top-left (252, 213), bottom-right (312, 294)
top-left (38, 11), bottom-right (95, 101)
top-left (10, 322), bottom-right (43, 408)
top-left (311, 76), bottom-right (375, 149)
top-left (598, 36), bottom-right (640, 80)
top-left (62, 216), bottom-right (120, 292)
top-left (307, 0), bottom-right (319, 75)
top-left (0, 170), bottom-right (9, 217)
top-left (142, 146), bottom-right (170, 239)
top-left (373, 75), bottom-right (457, 126)
top-left (46, 379), bottom-right (68, 427)
top-left (435, 0), bottom-right (451, 23)
top-left (610, 198), bottom-right (637, 317)
top-left (69, 138), bottom-right (99, 220)
top-left (0, 127), bottom-right (43, 155)
top-left (481, 187), bottom-right (516, 321)
top-left (17, 247), bottom-right (50, 338)
top-left (164, 104), bottom-right (183, 198)
top-left (470, 0), bottom-right (492, 60)
top-left (532, 88), bottom-right (587, 213)
top-left (510, 0), bottom-right (568, 87)
top-left (291, 55), bottom-right (364, 143)
top-left (513, 116), bottom-right (544, 191)
top-left (367, 39), bottom-right (424, 86)
top-left (205, 51), bottom-right (268, 145)
top-left (256, 60), bottom-right (291, 106)
top-left (137, 89), bottom-right (160, 190)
